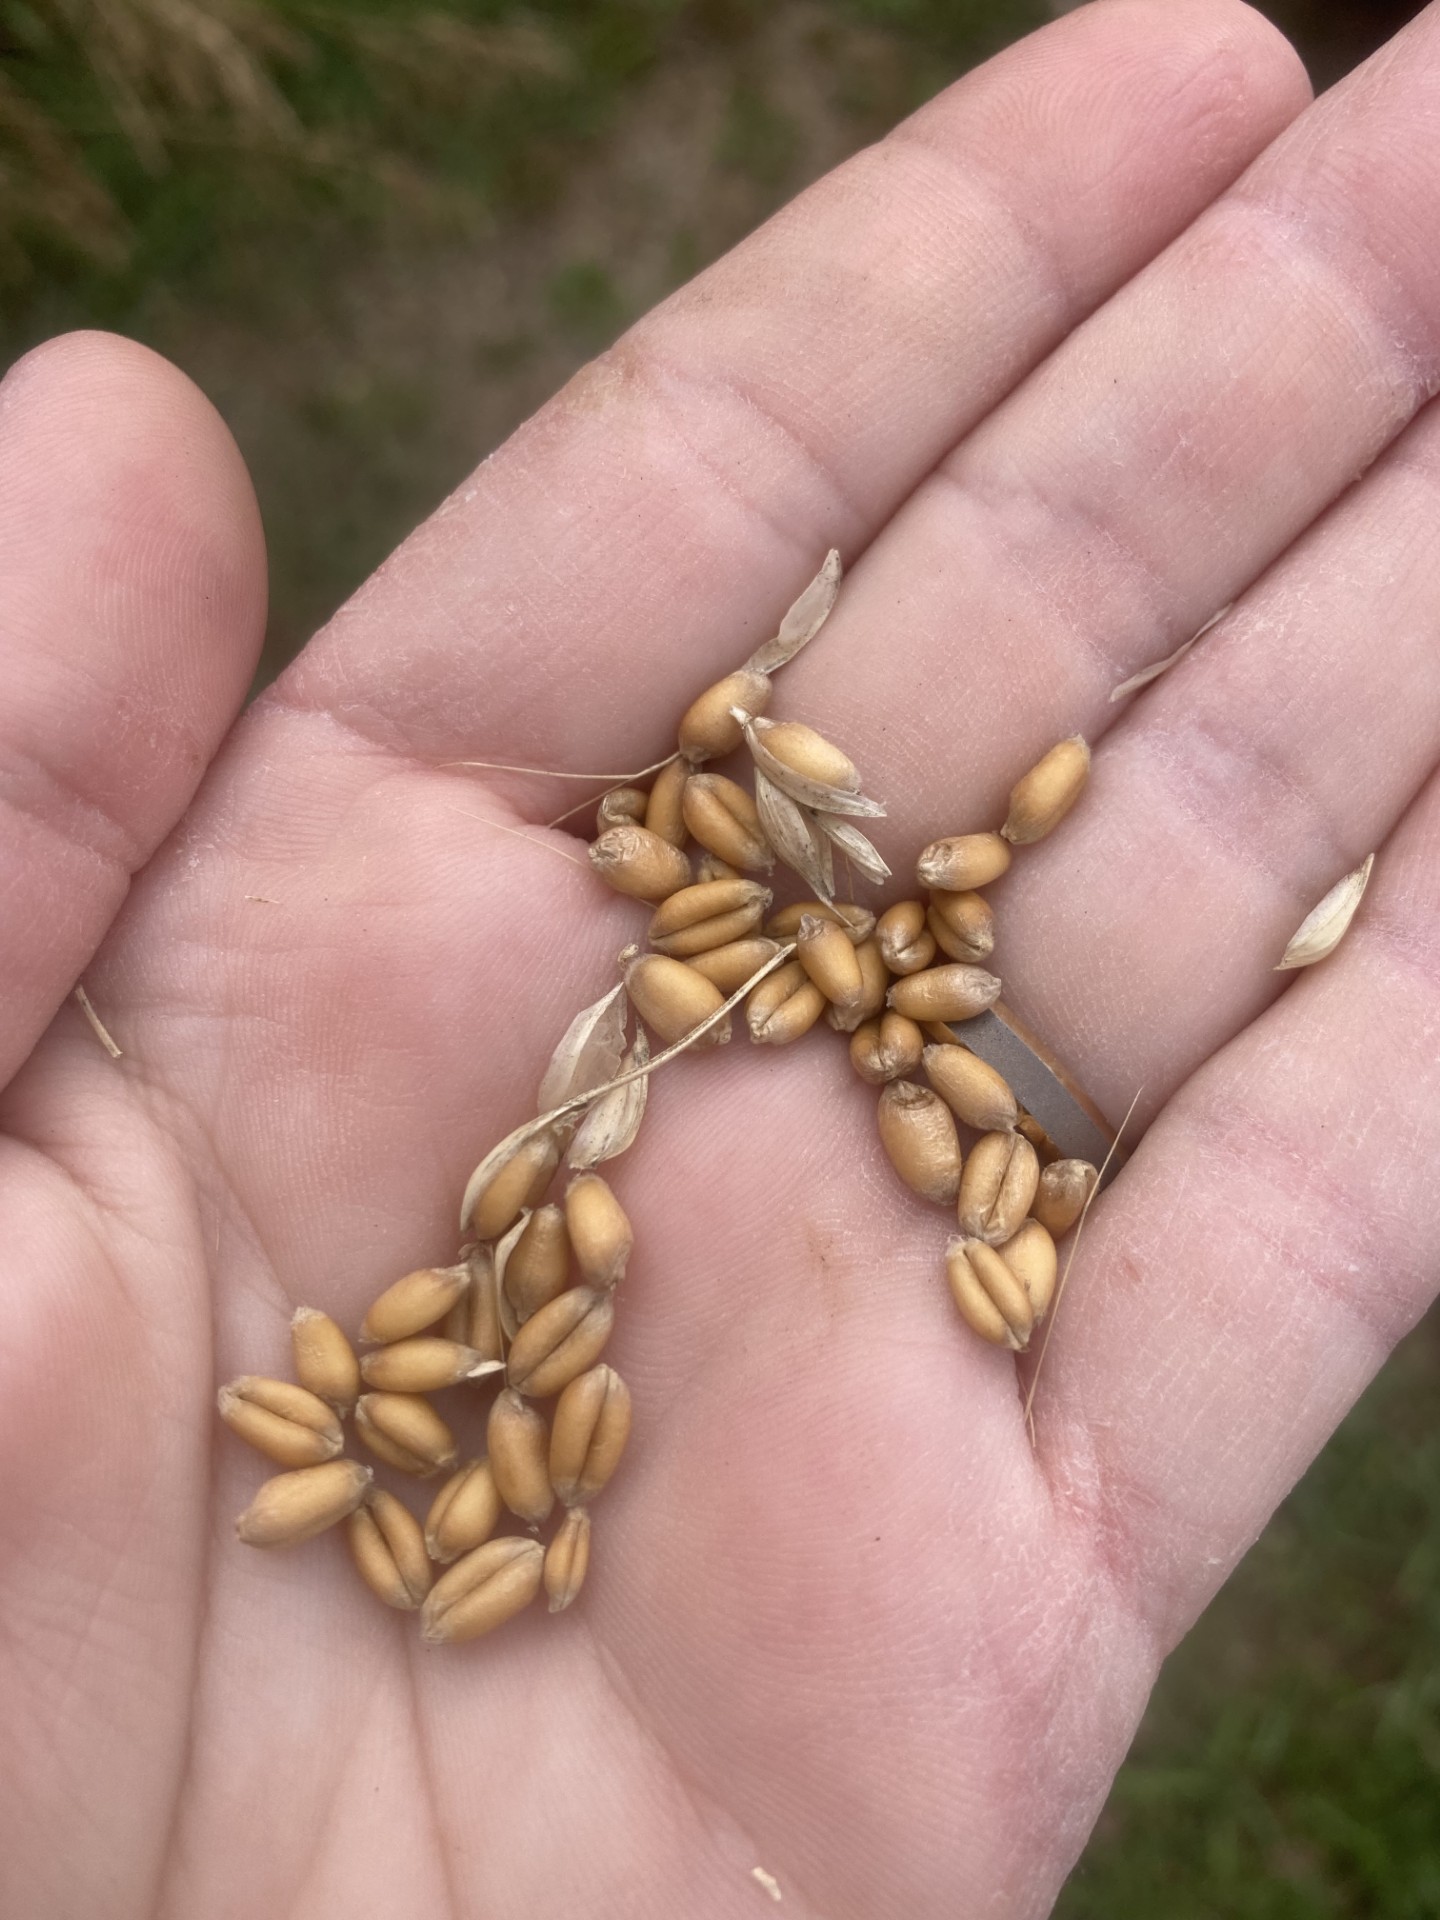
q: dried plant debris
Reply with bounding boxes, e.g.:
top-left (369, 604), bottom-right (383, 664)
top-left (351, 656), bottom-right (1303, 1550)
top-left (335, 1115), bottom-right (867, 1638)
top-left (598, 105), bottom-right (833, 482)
top-left (1275, 853), bottom-right (1375, 971)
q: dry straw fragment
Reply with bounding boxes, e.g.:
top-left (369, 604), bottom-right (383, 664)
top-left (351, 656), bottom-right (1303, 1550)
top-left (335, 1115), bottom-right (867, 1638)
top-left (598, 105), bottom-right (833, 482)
top-left (425, 1458), bottom-right (503, 1564)
top-left (643, 754), bottom-right (691, 849)
top-left (682, 773), bottom-right (775, 871)
top-left (753, 771), bottom-right (835, 901)
top-left (290, 1307), bottom-right (360, 1416)
top-left (1109, 602), bottom-right (1232, 702)
top-left (1001, 737), bottom-right (1091, 845)
top-left (916, 833), bottom-right (1012, 892)
top-left (564, 1173), bottom-right (633, 1288)
top-left (927, 890), bottom-right (995, 963)
top-left (744, 549), bottom-right (843, 675)
top-left (502, 1204), bottom-right (571, 1324)
top-left (348, 1488), bottom-right (432, 1610)
top-left (568, 1028), bottom-right (650, 1171)
top-left (235, 1459), bottom-right (372, 1548)
top-left (421, 1536), bottom-right (545, 1645)
top-left (624, 952), bottom-right (731, 1048)
top-left (746, 958), bottom-right (828, 1046)
top-left (876, 901), bottom-right (936, 976)
top-left (354, 1392), bottom-right (459, 1478)
top-left (998, 1219), bottom-right (1058, 1323)
top-left (544, 1507), bottom-right (592, 1613)
top-left (827, 936), bottom-right (889, 1034)
top-left (506, 1287), bottom-right (615, 1398)
top-left (359, 1338), bottom-right (501, 1393)
top-left (887, 964), bottom-right (1002, 1024)
top-left (1274, 853), bottom-right (1375, 971)
top-left (876, 1082), bottom-right (963, 1204)
top-left (957, 1130), bottom-right (1040, 1245)
top-left (849, 1012), bottom-right (924, 1084)
top-left (217, 1376), bottom-right (345, 1469)
top-left (922, 1044), bottom-right (1019, 1134)
top-left (1032, 1159), bottom-right (1098, 1238)
top-left (816, 813), bottom-right (891, 884)
top-left (694, 851), bottom-right (740, 883)
top-left (536, 983), bottom-right (628, 1113)
top-left (588, 823), bottom-right (691, 902)
top-left (488, 1388), bottom-right (554, 1525)
top-left (549, 1363), bottom-right (632, 1505)
top-left (361, 1264), bottom-right (470, 1345)
top-left (453, 1245), bottom-right (505, 1364)
top-left (945, 1238), bottom-right (1033, 1351)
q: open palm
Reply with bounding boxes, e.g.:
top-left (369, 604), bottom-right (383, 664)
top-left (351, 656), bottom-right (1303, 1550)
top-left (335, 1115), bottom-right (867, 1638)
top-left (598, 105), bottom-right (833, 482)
top-left (7, 3), bottom-right (1440, 1914)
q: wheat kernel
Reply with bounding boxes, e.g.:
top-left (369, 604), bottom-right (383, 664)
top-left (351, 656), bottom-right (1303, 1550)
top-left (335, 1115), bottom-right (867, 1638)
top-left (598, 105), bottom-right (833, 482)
top-left (359, 1338), bottom-right (498, 1393)
top-left (887, 964), bottom-right (1001, 1024)
top-left (550, 1363), bottom-right (632, 1505)
top-left (459, 1244), bottom-right (505, 1362)
top-left (348, 1488), bottom-right (432, 1610)
top-left (643, 755), bottom-right (690, 849)
top-left (922, 1044), bottom-right (1019, 1133)
top-left (623, 952), bottom-right (730, 1048)
top-left (926, 890), bottom-right (996, 963)
top-left (876, 1082), bottom-right (963, 1204)
top-left (290, 1308), bottom-right (361, 1416)
top-left (545, 1508), bottom-right (592, 1613)
top-left (469, 1128), bottom-right (562, 1241)
top-left (916, 834), bottom-right (1012, 892)
top-left (685, 936), bottom-right (781, 993)
top-left (217, 1376), bottom-right (345, 1469)
top-left (746, 959), bottom-right (827, 1045)
top-left (766, 900), bottom-right (874, 944)
top-left (648, 878), bottom-right (771, 957)
top-left (957, 1131), bottom-right (1040, 1245)
top-left (796, 913), bottom-right (863, 1013)
top-left (998, 1219), bottom-right (1058, 1322)
top-left (753, 719), bottom-right (860, 792)
top-left (876, 900), bottom-right (936, 975)
top-left (849, 1012), bottom-right (924, 1084)
top-left (506, 1287), bottom-right (614, 1398)
top-left (354, 1392), bottom-right (459, 1478)
top-left (1002, 736), bottom-right (1090, 844)
top-left (678, 668), bottom-right (771, 761)
top-left (827, 936), bottom-right (888, 1034)
top-left (361, 1264), bottom-right (470, 1345)
top-left (589, 823), bottom-right (690, 901)
top-left (1033, 1159), bottom-right (1099, 1237)
top-left (425, 1458), bottom-right (503, 1563)
top-left (945, 1238), bottom-right (1033, 1350)
top-left (564, 1173), bottom-right (632, 1288)
top-left (488, 1388), bottom-right (554, 1525)
top-left (682, 773), bottom-right (774, 871)
top-left (596, 785), bottom-right (648, 831)
top-left (235, 1458), bottom-right (372, 1548)
top-left (504, 1204), bottom-right (571, 1324)
top-left (421, 1536), bottom-right (545, 1644)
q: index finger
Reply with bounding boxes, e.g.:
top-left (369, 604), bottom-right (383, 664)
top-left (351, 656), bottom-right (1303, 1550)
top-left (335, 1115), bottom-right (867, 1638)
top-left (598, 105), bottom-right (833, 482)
top-left (274, 0), bottom-right (1308, 783)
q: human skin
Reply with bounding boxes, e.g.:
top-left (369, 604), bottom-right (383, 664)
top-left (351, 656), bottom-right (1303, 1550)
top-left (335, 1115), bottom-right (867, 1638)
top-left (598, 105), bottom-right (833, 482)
top-left (4, 2), bottom-right (1440, 1914)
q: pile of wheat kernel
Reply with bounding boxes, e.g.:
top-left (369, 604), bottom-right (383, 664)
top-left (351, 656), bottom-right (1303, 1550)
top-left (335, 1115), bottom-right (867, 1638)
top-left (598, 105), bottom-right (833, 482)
top-left (219, 555), bottom-right (1101, 1643)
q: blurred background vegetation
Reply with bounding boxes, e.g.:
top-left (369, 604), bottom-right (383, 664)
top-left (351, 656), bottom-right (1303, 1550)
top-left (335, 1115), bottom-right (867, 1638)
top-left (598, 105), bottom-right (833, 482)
top-left (2, 1), bottom-right (1435, 1910)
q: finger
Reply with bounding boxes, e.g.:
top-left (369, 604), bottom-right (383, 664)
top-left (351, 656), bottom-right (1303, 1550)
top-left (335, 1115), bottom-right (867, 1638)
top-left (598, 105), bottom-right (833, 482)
top-left (0, 332), bottom-right (266, 1086)
top-left (997, 390), bottom-right (1440, 1123)
top-left (1035, 759), bottom-right (1440, 1667)
top-left (274, 0), bottom-right (1307, 784)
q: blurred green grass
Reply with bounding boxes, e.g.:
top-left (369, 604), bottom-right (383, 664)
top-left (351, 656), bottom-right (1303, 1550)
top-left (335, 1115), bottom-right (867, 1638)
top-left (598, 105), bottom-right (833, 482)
top-left (3, 4), bottom-right (1437, 1911)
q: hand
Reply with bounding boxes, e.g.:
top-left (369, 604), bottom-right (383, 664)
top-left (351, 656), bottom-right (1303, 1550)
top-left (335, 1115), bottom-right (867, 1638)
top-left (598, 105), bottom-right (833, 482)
top-left (6, 2), bottom-right (1440, 1913)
